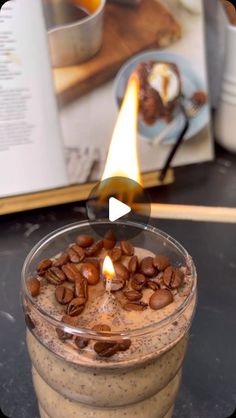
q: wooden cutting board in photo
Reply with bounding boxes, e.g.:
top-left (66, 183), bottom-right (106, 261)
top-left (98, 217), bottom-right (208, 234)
top-left (53, 0), bottom-right (181, 103)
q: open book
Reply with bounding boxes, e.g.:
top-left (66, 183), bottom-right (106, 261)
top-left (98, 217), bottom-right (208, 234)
top-left (0, 0), bottom-right (213, 198)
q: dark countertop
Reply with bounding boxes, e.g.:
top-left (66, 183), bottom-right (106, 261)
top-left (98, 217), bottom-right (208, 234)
top-left (0, 145), bottom-right (236, 418)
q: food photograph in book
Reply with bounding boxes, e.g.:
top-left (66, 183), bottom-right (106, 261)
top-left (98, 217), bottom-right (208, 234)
top-left (42, 0), bottom-right (213, 185)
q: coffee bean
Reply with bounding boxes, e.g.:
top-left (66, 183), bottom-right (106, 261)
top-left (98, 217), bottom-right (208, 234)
top-left (103, 230), bottom-right (116, 250)
top-left (128, 256), bottom-right (139, 274)
top-left (62, 263), bottom-right (83, 282)
top-left (103, 239), bottom-right (116, 250)
top-left (56, 327), bottom-right (72, 341)
top-left (117, 339), bottom-right (131, 351)
top-left (75, 336), bottom-right (89, 349)
top-left (146, 280), bottom-right (159, 291)
top-left (123, 290), bottom-right (142, 301)
top-left (75, 278), bottom-right (88, 299)
top-left (120, 240), bottom-right (134, 256)
top-left (163, 266), bottom-right (184, 289)
top-left (114, 262), bottom-right (130, 281)
top-left (45, 267), bottom-right (66, 285)
top-left (130, 273), bottom-right (146, 291)
top-left (37, 259), bottom-right (52, 275)
top-left (81, 263), bottom-right (100, 285)
top-left (85, 240), bottom-right (103, 256)
top-left (53, 252), bottom-right (69, 268)
top-left (133, 273), bottom-right (146, 285)
top-left (130, 280), bottom-right (142, 292)
top-left (111, 277), bottom-right (125, 292)
top-left (55, 286), bottom-right (74, 305)
top-left (93, 338), bottom-right (131, 357)
top-left (140, 257), bottom-right (157, 277)
top-left (83, 257), bottom-right (100, 269)
top-left (104, 230), bottom-right (116, 242)
top-left (153, 255), bottom-right (171, 272)
top-left (67, 297), bottom-right (85, 316)
top-left (174, 267), bottom-right (184, 287)
top-left (149, 289), bottom-right (173, 310)
top-left (27, 277), bottom-right (40, 297)
top-left (70, 245), bottom-right (85, 262)
top-left (94, 341), bottom-right (119, 357)
top-left (123, 301), bottom-right (148, 311)
top-left (68, 248), bottom-right (82, 263)
top-left (92, 324), bottom-right (111, 332)
top-left (76, 234), bottom-right (94, 248)
top-left (163, 266), bottom-right (174, 288)
top-left (62, 314), bottom-right (79, 327)
top-left (109, 247), bottom-right (122, 262)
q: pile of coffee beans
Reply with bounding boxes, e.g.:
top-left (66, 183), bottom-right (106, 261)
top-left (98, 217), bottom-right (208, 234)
top-left (26, 231), bottom-right (185, 358)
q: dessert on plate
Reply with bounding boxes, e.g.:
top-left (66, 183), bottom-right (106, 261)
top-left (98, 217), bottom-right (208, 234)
top-left (136, 61), bottom-right (182, 125)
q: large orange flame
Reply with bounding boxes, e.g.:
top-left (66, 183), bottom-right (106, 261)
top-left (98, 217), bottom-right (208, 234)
top-left (102, 73), bottom-right (142, 185)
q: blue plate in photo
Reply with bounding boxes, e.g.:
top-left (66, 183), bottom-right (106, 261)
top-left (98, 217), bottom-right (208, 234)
top-left (114, 50), bottom-right (210, 144)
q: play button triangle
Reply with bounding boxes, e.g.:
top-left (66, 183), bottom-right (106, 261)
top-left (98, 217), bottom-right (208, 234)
top-left (109, 197), bottom-right (131, 222)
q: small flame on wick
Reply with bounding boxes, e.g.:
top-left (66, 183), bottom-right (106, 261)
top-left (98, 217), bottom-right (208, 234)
top-left (103, 255), bottom-right (115, 292)
top-left (102, 73), bottom-right (142, 185)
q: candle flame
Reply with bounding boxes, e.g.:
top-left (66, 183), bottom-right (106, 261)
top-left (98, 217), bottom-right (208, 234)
top-left (103, 255), bottom-right (115, 291)
top-left (102, 73), bottom-right (142, 185)
top-left (103, 255), bottom-right (115, 278)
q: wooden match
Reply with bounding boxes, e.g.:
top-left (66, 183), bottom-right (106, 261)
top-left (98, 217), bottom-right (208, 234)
top-left (150, 204), bottom-right (236, 223)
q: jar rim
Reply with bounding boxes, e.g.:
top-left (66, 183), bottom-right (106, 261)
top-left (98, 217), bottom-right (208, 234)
top-left (21, 219), bottom-right (197, 341)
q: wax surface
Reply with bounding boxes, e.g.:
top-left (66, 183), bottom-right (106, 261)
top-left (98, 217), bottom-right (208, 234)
top-left (29, 247), bottom-right (194, 367)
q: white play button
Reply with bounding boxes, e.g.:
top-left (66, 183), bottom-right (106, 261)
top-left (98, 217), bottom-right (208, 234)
top-left (86, 176), bottom-right (151, 239)
top-left (109, 197), bottom-right (131, 222)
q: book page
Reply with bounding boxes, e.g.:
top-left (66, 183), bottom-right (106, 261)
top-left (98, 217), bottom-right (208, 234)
top-left (42, 0), bottom-right (213, 185)
top-left (0, 0), bottom-right (68, 197)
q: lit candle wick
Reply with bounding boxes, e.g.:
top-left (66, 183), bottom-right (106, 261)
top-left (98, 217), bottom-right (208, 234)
top-left (100, 255), bottom-right (127, 326)
top-left (103, 256), bottom-right (115, 293)
top-left (106, 273), bottom-right (113, 293)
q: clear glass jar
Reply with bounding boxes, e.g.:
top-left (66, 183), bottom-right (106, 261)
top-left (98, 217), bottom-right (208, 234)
top-left (21, 220), bottom-right (197, 418)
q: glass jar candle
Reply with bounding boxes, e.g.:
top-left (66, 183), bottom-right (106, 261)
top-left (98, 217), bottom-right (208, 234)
top-left (21, 220), bottom-right (197, 418)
